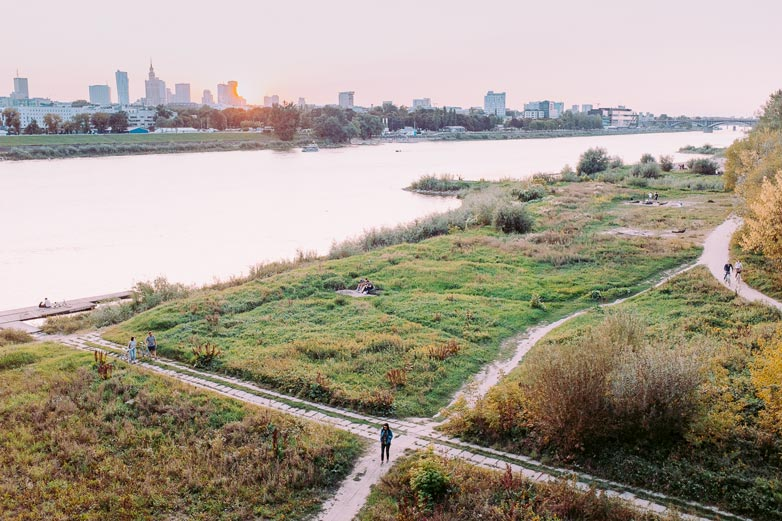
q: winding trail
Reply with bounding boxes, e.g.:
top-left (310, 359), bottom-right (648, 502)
top-left (49, 215), bottom-right (782, 521)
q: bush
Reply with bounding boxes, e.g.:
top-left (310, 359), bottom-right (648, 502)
top-left (41, 314), bottom-right (90, 335)
top-left (492, 204), bottom-right (534, 234)
top-left (409, 455), bottom-right (452, 511)
top-left (687, 158), bottom-right (719, 175)
top-left (0, 329), bottom-right (34, 346)
top-left (659, 155), bottom-right (674, 172)
top-left (530, 294), bottom-right (546, 310)
top-left (577, 147), bottom-right (610, 176)
top-left (631, 162), bottom-right (662, 179)
top-left (409, 174), bottom-right (470, 192)
top-left (640, 153), bottom-right (656, 164)
top-left (609, 156), bottom-right (624, 168)
top-left (0, 351), bottom-right (38, 370)
top-left (512, 185), bottom-right (547, 202)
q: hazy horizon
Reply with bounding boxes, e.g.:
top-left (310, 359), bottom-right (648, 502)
top-left (5, 0), bottom-right (780, 116)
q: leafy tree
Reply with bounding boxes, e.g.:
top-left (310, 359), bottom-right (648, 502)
top-left (741, 170), bottom-right (782, 264)
top-left (355, 113), bottom-right (384, 139)
top-left (687, 158), bottom-right (718, 175)
top-left (108, 111), bottom-right (129, 133)
top-left (314, 116), bottom-right (350, 143)
top-left (758, 89), bottom-right (782, 131)
top-left (23, 119), bottom-right (43, 134)
top-left (71, 113), bottom-right (92, 133)
top-left (43, 113), bottom-right (63, 134)
top-left (155, 105), bottom-right (173, 119)
top-left (209, 110), bottom-right (227, 131)
top-left (90, 112), bottom-right (111, 133)
top-left (640, 153), bottom-right (656, 164)
top-left (71, 99), bottom-right (90, 107)
top-left (659, 155), bottom-right (674, 172)
top-left (577, 147), bottom-right (610, 175)
top-left (2, 108), bottom-right (21, 134)
top-left (270, 103), bottom-right (300, 141)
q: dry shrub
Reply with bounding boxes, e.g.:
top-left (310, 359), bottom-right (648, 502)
top-left (386, 368), bottom-right (407, 388)
top-left (751, 333), bottom-right (782, 437)
top-left (522, 311), bottom-right (704, 452)
top-left (191, 341), bottom-right (222, 369)
top-left (426, 339), bottom-right (460, 361)
top-left (0, 328), bottom-right (34, 346)
top-left (40, 314), bottom-right (90, 335)
top-left (93, 351), bottom-right (114, 380)
top-left (364, 333), bottom-right (405, 353)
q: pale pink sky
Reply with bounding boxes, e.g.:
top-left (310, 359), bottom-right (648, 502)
top-left (5, 0), bottom-right (779, 115)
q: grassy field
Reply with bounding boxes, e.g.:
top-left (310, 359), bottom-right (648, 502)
top-left (104, 171), bottom-right (732, 417)
top-left (731, 228), bottom-right (782, 301)
top-left (0, 131), bottom-right (282, 146)
top-left (444, 267), bottom-right (782, 520)
top-left (357, 449), bottom-right (675, 520)
top-left (0, 342), bottom-right (362, 520)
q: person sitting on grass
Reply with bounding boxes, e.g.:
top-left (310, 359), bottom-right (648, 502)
top-left (356, 278), bottom-right (366, 292)
top-left (362, 279), bottom-right (375, 294)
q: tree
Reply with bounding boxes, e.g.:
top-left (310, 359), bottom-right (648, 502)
top-left (640, 153), bottom-right (656, 164)
top-left (659, 155), bottom-right (674, 172)
top-left (155, 105), bottom-right (173, 119)
top-left (108, 111), bottom-right (129, 133)
top-left (741, 170), bottom-right (782, 263)
top-left (577, 147), bottom-right (610, 175)
top-left (43, 113), bottom-right (63, 134)
top-left (90, 112), bottom-right (111, 133)
top-left (270, 103), bottom-right (300, 141)
top-left (355, 113), bottom-right (384, 139)
top-left (2, 108), bottom-right (21, 134)
top-left (71, 113), bottom-right (92, 133)
top-left (71, 99), bottom-right (90, 107)
top-left (23, 119), bottom-right (43, 134)
top-left (758, 89), bottom-right (782, 132)
top-left (687, 158), bottom-right (719, 175)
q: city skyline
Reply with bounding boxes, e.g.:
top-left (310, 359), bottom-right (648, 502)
top-left (5, 0), bottom-right (781, 115)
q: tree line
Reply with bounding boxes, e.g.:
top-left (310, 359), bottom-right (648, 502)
top-left (1, 108), bottom-right (129, 135)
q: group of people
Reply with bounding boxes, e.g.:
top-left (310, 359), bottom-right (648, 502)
top-left (37, 297), bottom-right (67, 309)
top-left (723, 259), bottom-right (744, 285)
top-left (126, 331), bottom-right (158, 363)
top-left (356, 278), bottom-right (375, 294)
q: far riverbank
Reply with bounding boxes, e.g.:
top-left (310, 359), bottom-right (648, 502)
top-left (0, 126), bottom-right (696, 161)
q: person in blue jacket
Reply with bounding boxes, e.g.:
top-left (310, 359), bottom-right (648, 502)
top-left (380, 423), bottom-right (393, 463)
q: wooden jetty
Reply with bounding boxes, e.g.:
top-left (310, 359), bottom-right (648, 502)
top-left (0, 291), bottom-right (132, 333)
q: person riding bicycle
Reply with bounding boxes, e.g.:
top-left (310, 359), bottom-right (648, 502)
top-left (723, 262), bottom-right (733, 283)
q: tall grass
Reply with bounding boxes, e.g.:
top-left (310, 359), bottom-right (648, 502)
top-left (408, 174), bottom-right (471, 193)
top-left (0, 328), bottom-right (34, 346)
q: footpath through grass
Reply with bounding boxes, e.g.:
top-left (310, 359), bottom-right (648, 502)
top-left (445, 267), bottom-right (782, 520)
top-left (0, 342), bottom-right (362, 520)
top-left (105, 174), bottom-right (732, 417)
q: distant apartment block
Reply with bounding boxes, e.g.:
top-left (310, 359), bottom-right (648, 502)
top-left (264, 94), bottom-right (280, 107)
top-left (412, 98), bottom-right (432, 110)
top-left (144, 62), bottom-right (166, 106)
top-left (172, 83), bottom-right (191, 104)
top-left (298, 97), bottom-right (306, 108)
top-left (217, 81), bottom-right (246, 107)
top-left (338, 91), bottom-right (354, 109)
top-left (14, 104), bottom-right (157, 129)
top-left (571, 104), bottom-right (579, 113)
top-left (523, 100), bottom-right (564, 119)
top-left (589, 106), bottom-right (637, 127)
top-left (484, 91), bottom-right (506, 117)
top-left (115, 70), bottom-right (129, 105)
top-left (581, 104), bottom-right (593, 114)
top-left (202, 89), bottom-right (215, 106)
top-left (89, 84), bottom-right (111, 106)
top-left (12, 76), bottom-right (29, 100)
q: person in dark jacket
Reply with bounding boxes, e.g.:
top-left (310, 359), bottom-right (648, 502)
top-left (380, 423), bottom-right (393, 463)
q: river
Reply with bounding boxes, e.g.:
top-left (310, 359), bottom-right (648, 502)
top-left (0, 129), bottom-right (743, 310)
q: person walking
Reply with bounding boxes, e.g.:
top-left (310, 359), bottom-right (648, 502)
top-left (380, 423), bottom-right (393, 464)
top-left (127, 336), bottom-right (137, 364)
top-left (723, 262), bottom-right (733, 284)
top-left (146, 331), bottom-right (157, 359)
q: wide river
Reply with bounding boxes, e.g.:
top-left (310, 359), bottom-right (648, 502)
top-left (0, 129), bottom-right (743, 310)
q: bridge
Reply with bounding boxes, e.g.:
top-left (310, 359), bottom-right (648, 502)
top-left (649, 117), bottom-right (758, 129)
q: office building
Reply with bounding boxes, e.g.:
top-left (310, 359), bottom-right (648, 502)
top-left (89, 84), bottom-right (111, 106)
top-left (202, 89), bottom-right (215, 105)
top-left (217, 81), bottom-right (246, 107)
top-left (571, 104), bottom-right (579, 113)
top-left (581, 104), bottom-right (593, 114)
top-left (144, 62), bottom-right (166, 106)
top-left (523, 100), bottom-right (565, 119)
top-left (338, 91), bottom-right (354, 109)
top-left (589, 107), bottom-right (637, 127)
top-left (12, 75), bottom-right (29, 100)
top-left (297, 97), bottom-right (306, 108)
top-left (412, 98), bottom-right (432, 110)
top-left (264, 94), bottom-right (280, 107)
top-left (115, 70), bottom-right (129, 105)
top-left (172, 83), bottom-right (191, 104)
top-left (483, 91), bottom-right (506, 117)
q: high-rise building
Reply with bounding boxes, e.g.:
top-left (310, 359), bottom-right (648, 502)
top-left (571, 104), bottom-right (579, 113)
top-left (552, 102), bottom-right (565, 119)
top-left (12, 74), bottom-right (29, 100)
top-left (144, 62), bottom-right (166, 106)
top-left (338, 91), bottom-right (354, 109)
top-left (412, 98), bottom-right (432, 110)
top-left (264, 94), bottom-right (280, 107)
top-left (484, 91), bottom-right (506, 117)
top-left (581, 104), bottom-right (593, 114)
top-left (173, 83), bottom-right (191, 104)
top-left (165, 88), bottom-right (173, 104)
top-left (115, 70), bottom-right (129, 105)
top-left (217, 81), bottom-right (246, 107)
top-left (89, 84), bottom-right (111, 106)
top-left (202, 89), bottom-right (215, 105)
top-left (297, 97), bottom-right (306, 108)
top-left (523, 100), bottom-right (565, 119)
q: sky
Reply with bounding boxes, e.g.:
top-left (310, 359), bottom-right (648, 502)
top-left (3, 0), bottom-right (780, 116)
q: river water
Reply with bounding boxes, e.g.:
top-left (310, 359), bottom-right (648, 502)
top-left (0, 129), bottom-right (743, 310)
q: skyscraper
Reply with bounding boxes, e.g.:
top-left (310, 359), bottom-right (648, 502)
top-left (115, 70), bottom-right (129, 105)
top-left (173, 83), bottom-right (191, 104)
top-left (144, 62), bottom-right (166, 106)
top-left (338, 91), bottom-right (354, 109)
top-left (217, 81), bottom-right (246, 107)
top-left (264, 94), bottom-right (280, 107)
top-left (412, 98), bottom-right (432, 110)
top-left (202, 89), bottom-right (215, 106)
top-left (484, 91), bottom-right (506, 117)
top-left (12, 74), bottom-right (29, 100)
top-left (89, 84), bottom-right (111, 106)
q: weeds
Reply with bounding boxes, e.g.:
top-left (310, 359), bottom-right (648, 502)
top-left (93, 350), bottom-right (114, 380)
top-left (0, 328), bottom-right (34, 346)
top-left (192, 341), bottom-right (222, 369)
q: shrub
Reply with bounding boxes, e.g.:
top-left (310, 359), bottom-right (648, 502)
top-left (640, 153), bottom-right (656, 164)
top-left (0, 329), bottom-right (34, 346)
top-left (659, 155), bottom-right (674, 172)
top-left (530, 294), bottom-right (546, 310)
top-left (512, 185), bottom-right (547, 202)
top-left (631, 162), bottom-right (662, 179)
top-left (409, 455), bottom-right (452, 511)
top-left (426, 339), bottom-right (460, 360)
top-left (577, 147), bottom-right (610, 176)
top-left (751, 335), bottom-right (782, 437)
top-left (409, 174), bottom-right (470, 192)
top-left (628, 177), bottom-right (649, 187)
top-left (192, 341), bottom-right (222, 369)
top-left (41, 314), bottom-right (90, 335)
top-left (609, 156), bottom-right (624, 168)
top-left (492, 204), bottom-right (534, 234)
top-left (687, 158), bottom-right (719, 175)
top-left (386, 368), bottom-right (407, 388)
top-left (0, 351), bottom-right (38, 370)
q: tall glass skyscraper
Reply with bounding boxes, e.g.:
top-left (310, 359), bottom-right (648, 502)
top-left (115, 70), bottom-right (129, 105)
